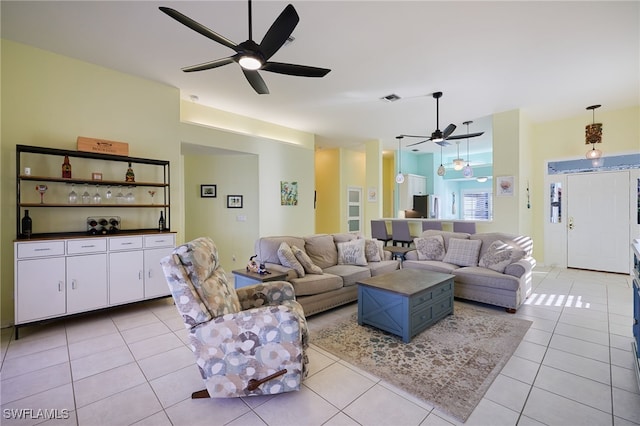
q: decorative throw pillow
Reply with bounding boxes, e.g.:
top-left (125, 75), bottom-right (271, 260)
top-left (291, 245), bottom-right (323, 274)
top-left (277, 242), bottom-right (305, 278)
top-left (479, 240), bottom-right (527, 273)
top-left (442, 238), bottom-right (482, 267)
top-left (337, 238), bottom-right (368, 266)
top-left (364, 239), bottom-right (382, 262)
top-left (414, 235), bottom-right (445, 261)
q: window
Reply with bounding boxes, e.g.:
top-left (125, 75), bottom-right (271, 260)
top-left (462, 190), bottom-right (492, 220)
top-left (347, 187), bottom-right (362, 233)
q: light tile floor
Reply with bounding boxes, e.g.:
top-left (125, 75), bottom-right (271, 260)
top-left (1, 267), bottom-right (639, 425)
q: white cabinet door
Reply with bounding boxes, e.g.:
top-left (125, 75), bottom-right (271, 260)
top-left (109, 250), bottom-right (144, 305)
top-left (16, 257), bottom-right (66, 323)
top-left (66, 253), bottom-right (108, 314)
top-left (144, 247), bottom-right (173, 298)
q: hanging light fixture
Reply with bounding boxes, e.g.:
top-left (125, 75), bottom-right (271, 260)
top-left (462, 120), bottom-right (474, 178)
top-left (453, 141), bottom-right (464, 171)
top-left (585, 104), bottom-right (603, 160)
top-left (437, 144), bottom-right (446, 176)
top-left (395, 136), bottom-right (405, 184)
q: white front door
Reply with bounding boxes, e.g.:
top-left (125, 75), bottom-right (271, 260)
top-left (567, 171), bottom-right (630, 273)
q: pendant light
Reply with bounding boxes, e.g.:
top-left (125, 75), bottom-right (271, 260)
top-left (585, 104), bottom-right (602, 160)
top-left (453, 141), bottom-right (464, 171)
top-left (437, 144), bottom-right (446, 176)
top-left (462, 121), bottom-right (474, 178)
top-left (395, 136), bottom-right (405, 184)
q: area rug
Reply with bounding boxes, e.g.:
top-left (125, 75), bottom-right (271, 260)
top-left (310, 302), bottom-right (532, 422)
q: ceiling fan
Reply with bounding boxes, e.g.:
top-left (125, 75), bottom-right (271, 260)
top-left (401, 92), bottom-right (484, 147)
top-left (159, 1), bottom-right (331, 94)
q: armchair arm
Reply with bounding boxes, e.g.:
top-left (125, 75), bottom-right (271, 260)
top-left (189, 302), bottom-right (307, 397)
top-left (404, 250), bottom-right (419, 261)
top-left (236, 281), bottom-right (296, 310)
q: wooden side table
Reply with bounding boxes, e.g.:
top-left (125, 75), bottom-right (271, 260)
top-left (231, 269), bottom-right (288, 289)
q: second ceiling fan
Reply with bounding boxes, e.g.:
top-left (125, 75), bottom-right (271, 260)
top-left (160, 1), bottom-right (331, 94)
top-left (401, 92), bottom-right (484, 147)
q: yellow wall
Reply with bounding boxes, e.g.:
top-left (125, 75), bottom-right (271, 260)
top-left (315, 148), bottom-right (340, 234)
top-left (364, 140), bottom-right (383, 237)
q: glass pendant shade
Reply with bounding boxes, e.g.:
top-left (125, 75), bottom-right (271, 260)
top-left (463, 164), bottom-right (473, 177)
top-left (586, 146), bottom-right (602, 159)
top-left (395, 173), bottom-right (405, 183)
top-left (437, 164), bottom-right (446, 176)
top-left (395, 136), bottom-right (404, 184)
top-left (453, 159), bottom-right (464, 171)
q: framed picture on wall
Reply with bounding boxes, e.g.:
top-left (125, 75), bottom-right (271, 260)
top-left (200, 184), bottom-right (217, 198)
top-left (227, 195), bottom-right (243, 208)
top-left (496, 176), bottom-right (515, 197)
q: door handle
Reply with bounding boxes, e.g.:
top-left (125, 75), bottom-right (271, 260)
top-left (568, 217), bottom-right (574, 230)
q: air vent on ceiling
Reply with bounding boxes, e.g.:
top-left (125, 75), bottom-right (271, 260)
top-left (380, 94), bottom-right (401, 102)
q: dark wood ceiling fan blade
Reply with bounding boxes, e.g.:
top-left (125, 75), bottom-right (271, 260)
top-left (446, 131), bottom-right (485, 140)
top-left (262, 62), bottom-right (330, 77)
top-left (400, 134), bottom-right (431, 139)
top-left (406, 139), bottom-right (430, 147)
top-left (442, 123), bottom-right (457, 138)
top-left (182, 56), bottom-right (236, 73)
top-left (242, 69), bottom-right (269, 94)
top-left (259, 4), bottom-right (299, 61)
top-left (159, 7), bottom-right (238, 51)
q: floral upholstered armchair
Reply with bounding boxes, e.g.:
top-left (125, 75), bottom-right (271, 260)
top-left (160, 237), bottom-right (309, 398)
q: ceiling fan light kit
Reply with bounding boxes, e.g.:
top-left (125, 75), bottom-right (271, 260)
top-left (160, 1), bottom-right (330, 94)
top-left (585, 104), bottom-right (603, 160)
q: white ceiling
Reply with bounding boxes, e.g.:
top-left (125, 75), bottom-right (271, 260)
top-left (2, 1), bottom-right (638, 156)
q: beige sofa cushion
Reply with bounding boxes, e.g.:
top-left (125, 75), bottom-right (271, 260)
top-left (323, 264), bottom-right (371, 287)
top-left (414, 235), bottom-right (446, 261)
top-left (422, 230), bottom-right (471, 251)
top-left (291, 245), bottom-right (323, 274)
top-left (364, 239), bottom-right (382, 262)
top-left (256, 236), bottom-right (306, 264)
top-left (304, 234), bottom-right (338, 269)
top-left (289, 273), bottom-right (343, 296)
top-left (277, 242), bottom-right (305, 278)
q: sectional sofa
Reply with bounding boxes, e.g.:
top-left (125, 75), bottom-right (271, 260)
top-left (402, 230), bottom-right (536, 312)
top-left (254, 233), bottom-right (400, 316)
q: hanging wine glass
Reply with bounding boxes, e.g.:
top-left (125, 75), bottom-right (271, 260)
top-left (68, 184), bottom-right (78, 204)
top-left (35, 184), bottom-right (48, 204)
top-left (82, 184), bottom-right (91, 204)
top-left (126, 186), bottom-right (135, 204)
top-left (93, 185), bottom-right (102, 204)
top-left (148, 190), bottom-right (156, 205)
top-left (116, 186), bottom-right (125, 204)
top-left (105, 185), bottom-right (112, 201)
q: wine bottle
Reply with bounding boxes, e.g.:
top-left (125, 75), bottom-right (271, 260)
top-left (22, 210), bottom-right (32, 238)
top-left (61, 155), bottom-right (72, 178)
top-left (158, 211), bottom-right (165, 231)
top-left (125, 162), bottom-right (135, 182)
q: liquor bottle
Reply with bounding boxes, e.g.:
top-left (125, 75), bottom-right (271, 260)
top-left (125, 162), bottom-right (135, 182)
top-left (158, 211), bottom-right (165, 231)
top-left (22, 210), bottom-right (32, 238)
top-left (61, 155), bottom-right (72, 178)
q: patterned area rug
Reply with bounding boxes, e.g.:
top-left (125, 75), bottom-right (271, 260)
top-left (310, 302), bottom-right (532, 422)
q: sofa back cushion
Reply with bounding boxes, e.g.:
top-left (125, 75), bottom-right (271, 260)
top-left (277, 242), bottom-right (305, 277)
top-left (422, 230), bottom-right (471, 251)
top-left (255, 236), bottom-right (306, 264)
top-left (337, 238), bottom-right (368, 266)
top-left (414, 235), bottom-right (446, 261)
top-left (471, 233), bottom-right (533, 259)
top-left (478, 240), bottom-right (527, 273)
top-left (304, 234), bottom-right (338, 269)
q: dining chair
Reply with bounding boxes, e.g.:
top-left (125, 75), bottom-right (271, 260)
top-left (422, 221), bottom-right (443, 232)
top-left (371, 220), bottom-right (392, 246)
top-left (453, 222), bottom-right (476, 234)
top-left (391, 220), bottom-right (413, 247)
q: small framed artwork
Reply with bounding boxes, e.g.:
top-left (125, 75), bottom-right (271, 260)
top-left (200, 184), bottom-right (217, 198)
top-left (227, 195), bottom-right (243, 208)
top-left (91, 172), bottom-right (103, 181)
top-left (496, 176), bottom-right (515, 197)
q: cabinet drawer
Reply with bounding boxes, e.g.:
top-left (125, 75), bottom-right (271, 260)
top-left (67, 239), bottom-right (107, 254)
top-left (411, 294), bottom-right (453, 336)
top-left (144, 234), bottom-right (175, 248)
top-left (410, 280), bottom-right (453, 311)
top-left (16, 241), bottom-right (65, 258)
top-left (109, 236), bottom-right (143, 251)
